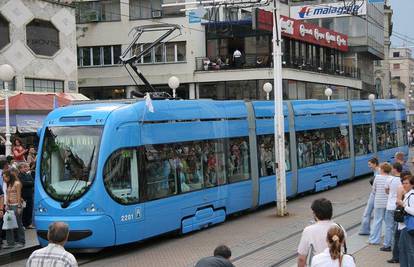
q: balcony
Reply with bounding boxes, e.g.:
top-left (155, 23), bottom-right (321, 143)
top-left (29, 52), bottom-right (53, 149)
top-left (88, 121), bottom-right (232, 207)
top-left (195, 55), bottom-right (361, 80)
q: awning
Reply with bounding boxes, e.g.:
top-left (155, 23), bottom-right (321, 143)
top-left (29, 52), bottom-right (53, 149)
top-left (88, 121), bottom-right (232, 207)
top-left (0, 114), bottom-right (46, 133)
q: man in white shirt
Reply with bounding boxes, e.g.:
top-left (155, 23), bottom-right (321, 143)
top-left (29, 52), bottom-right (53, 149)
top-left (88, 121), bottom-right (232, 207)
top-left (382, 162), bottom-right (402, 251)
top-left (233, 49), bottom-right (242, 67)
top-left (26, 222), bottom-right (77, 267)
top-left (297, 198), bottom-right (346, 267)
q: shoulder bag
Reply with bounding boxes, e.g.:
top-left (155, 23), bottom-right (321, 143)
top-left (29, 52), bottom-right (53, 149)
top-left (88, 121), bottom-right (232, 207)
top-left (404, 194), bottom-right (414, 235)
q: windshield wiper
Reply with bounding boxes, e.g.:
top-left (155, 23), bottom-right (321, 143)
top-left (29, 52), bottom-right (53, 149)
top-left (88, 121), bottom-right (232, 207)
top-left (61, 146), bottom-right (96, 208)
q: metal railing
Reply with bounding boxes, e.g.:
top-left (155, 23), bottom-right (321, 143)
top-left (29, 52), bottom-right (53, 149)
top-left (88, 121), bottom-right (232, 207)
top-left (195, 55), bottom-right (361, 79)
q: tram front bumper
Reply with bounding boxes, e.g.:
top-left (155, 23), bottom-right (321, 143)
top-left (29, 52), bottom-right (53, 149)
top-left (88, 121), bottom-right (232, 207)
top-left (35, 214), bottom-right (115, 249)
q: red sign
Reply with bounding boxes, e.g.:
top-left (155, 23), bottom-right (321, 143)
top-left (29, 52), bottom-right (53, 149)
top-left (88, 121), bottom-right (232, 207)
top-left (253, 9), bottom-right (348, 52)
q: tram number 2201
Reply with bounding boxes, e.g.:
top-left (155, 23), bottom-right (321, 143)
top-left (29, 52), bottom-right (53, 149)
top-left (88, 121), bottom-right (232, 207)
top-left (121, 208), bottom-right (142, 222)
top-left (121, 214), bottom-right (134, 222)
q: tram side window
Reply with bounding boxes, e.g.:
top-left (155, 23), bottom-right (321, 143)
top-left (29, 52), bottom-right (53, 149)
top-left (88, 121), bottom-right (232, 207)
top-left (376, 122), bottom-right (398, 151)
top-left (103, 149), bottom-right (139, 204)
top-left (227, 137), bottom-right (250, 183)
top-left (141, 140), bottom-right (227, 200)
top-left (354, 124), bottom-right (373, 156)
top-left (297, 127), bottom-right (350, 169)
top-left (258, 134), bottom-right (291, 177)
top-left (397, 121), bottom-right (408, 147)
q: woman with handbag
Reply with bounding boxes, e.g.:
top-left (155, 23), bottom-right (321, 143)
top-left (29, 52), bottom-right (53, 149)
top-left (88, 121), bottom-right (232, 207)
top-left (396, 175), bottom-right (414, 267)
top-left (311, 225), bottom-right (355, 267)
top-left (3, 170), bottom-right (25, 248)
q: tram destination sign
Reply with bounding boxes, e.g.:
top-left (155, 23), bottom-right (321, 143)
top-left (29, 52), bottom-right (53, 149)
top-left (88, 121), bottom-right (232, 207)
top-left (290, 1), bottom-right (367, 20)
top-left (253, 9), bottom-right (348, 52)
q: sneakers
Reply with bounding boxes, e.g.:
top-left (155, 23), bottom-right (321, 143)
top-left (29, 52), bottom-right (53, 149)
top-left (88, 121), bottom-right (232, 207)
top-left (358, 232), bottom-right (370, 236)
top-left (380, 246), bottom-right (392, 252)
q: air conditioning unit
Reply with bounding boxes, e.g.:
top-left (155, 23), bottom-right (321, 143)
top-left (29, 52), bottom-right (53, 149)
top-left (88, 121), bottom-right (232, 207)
top-left (152, 10), bottom-right (162, 18)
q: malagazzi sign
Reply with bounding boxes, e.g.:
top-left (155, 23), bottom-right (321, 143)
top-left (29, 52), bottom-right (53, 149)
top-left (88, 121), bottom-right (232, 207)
top-left (290, 1), bottom-right (367, 20)
top-left (253, 9), bottom-right (348, 52)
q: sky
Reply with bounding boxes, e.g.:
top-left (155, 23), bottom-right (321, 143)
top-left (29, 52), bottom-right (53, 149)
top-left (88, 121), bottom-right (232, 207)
top-left (389, 0), bottom-right (414, 48)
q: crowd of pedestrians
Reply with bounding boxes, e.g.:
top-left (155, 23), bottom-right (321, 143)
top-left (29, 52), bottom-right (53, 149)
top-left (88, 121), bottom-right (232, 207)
top-left (358, 152), bottom-right (414, 266)
top-left (0, 137), bottom-right (36, 250)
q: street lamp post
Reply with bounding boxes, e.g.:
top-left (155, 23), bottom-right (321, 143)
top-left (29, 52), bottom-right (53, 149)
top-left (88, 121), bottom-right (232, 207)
top-left (0, 64), bottom-right (15, 157)
top-left (263, 82), bottom-right (273, 100)
top-left (168, 76), bottom-right (180, 99)
top-left (272, 0), bottom-right (287, 216)
top-left (325, 87), bottom-right (333, 100)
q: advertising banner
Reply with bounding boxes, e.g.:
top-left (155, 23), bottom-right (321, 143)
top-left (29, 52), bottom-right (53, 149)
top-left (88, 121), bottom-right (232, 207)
top-left (290, 1), bottom-right (367, 20)
top-left (253, 9), bottom-right (349, 52)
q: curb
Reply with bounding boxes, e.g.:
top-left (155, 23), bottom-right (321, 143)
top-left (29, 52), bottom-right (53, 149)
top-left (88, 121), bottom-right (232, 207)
top-left (0, 245), bottom-right (40, 266)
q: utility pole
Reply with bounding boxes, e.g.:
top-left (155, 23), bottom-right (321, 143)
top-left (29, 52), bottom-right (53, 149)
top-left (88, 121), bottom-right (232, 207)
top-left (272, 0), bottom-right (287, 217)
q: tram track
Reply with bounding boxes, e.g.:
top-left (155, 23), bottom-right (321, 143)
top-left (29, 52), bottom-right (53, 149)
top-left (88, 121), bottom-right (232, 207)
top-left (76, 201), bottom-right (367, 267)
top-left (231, 202), bottom-right (366, 267)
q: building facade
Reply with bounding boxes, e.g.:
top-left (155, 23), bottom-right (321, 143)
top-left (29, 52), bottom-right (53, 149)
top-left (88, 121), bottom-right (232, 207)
top-left (74, 0), bottom-right (385, 101)
top-left (0, 0), bottom-right (77, 93)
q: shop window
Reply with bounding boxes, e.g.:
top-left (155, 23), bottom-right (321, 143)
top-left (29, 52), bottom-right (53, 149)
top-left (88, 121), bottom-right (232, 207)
top-left (297, 127), bottom-right (350, 169)
top-left (0, 78), bottom-right (15, 91)
top-left (353, 124), bottom-right (373, 156)
top-left (77, 45), bottom-right (122, 67)
top-left (104, 149), bottom-right (139, 204)
top-left (0, 14), bottom-right (10, 50)
top-left (25, 78), bottom-right (64, 92)
top-left (76, 0), bottom-right (120, 23)
top-left (258, 134), bottom-right (290, 177)
top-left (26, 19), bottom-right (60, 57)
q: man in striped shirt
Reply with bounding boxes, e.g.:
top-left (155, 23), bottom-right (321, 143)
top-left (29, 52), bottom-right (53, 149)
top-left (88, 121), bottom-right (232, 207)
top-left (369, 162), bottom-right (392, 245)
top-left (26, 222), bottom-right (77, 267)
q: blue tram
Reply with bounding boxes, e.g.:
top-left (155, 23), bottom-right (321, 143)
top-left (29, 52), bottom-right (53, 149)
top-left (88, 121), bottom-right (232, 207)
top-left (34, 99), bottom-right (408, 248)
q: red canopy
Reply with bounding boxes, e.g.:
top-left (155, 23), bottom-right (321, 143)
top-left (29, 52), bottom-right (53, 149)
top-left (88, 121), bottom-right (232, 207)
top-left (0, 93), bottom-right (72, 112)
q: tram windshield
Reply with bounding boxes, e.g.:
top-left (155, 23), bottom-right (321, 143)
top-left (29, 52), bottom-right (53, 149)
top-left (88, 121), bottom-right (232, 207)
top-left (40, 126), bottom-right (102, 202)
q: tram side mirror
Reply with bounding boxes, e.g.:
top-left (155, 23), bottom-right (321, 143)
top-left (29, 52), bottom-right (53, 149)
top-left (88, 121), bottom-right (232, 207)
top-left (37, 128), bottom-right (42, 138)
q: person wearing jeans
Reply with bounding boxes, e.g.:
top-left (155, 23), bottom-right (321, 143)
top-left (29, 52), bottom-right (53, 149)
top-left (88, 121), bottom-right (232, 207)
top-left (359, 158), bottom-right (379, 235)
top-left (369, 162), bottom-right (392, 245)
top-left (382, 162), bottom-right (402, 251)
top-left (396, 176), bottom-right (414, 267)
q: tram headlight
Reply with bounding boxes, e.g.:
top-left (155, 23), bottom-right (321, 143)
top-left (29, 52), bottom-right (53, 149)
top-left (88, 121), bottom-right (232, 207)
top-left (38, 205), bottom-right (47, 213)
top-left (84, 203), bottom-right (98, 213)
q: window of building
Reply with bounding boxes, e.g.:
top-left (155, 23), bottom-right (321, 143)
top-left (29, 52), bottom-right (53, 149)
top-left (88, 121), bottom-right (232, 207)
top-left (76, 0), bottom-right (121, 23)
top-left (258, 134), bottom-right (290, 177)
top-left (25, 78), bottom-right (64, 92)
top-left (104, 149), bottom-right (139, 204)
top-left (0, 14), bottom-right (10, 50)
top-left (132, 42), bottom-right (186, 64)
top-left (353, 124), bottom-right (373, 156)
top-left (162, 0), bottom-right (185, 17)
top-left (394, 64), bottom-right (400, 70)
top-left (393, 52), bottom-right (400, 58)
top-left (129, 0), bottom-right (161, 19)
top-left (0, 78), bottom-right (15, 91)
top-left (77, 45), bottom-right (122, 67)
top-left (26, 19), bottom-right (59, 57)
top-left (296, 127), bottom-right (350, 169)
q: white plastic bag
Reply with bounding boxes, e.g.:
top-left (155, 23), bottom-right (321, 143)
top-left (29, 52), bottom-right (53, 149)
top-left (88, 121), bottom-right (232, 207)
top-left (2, 210), bottom-right (18, 230)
